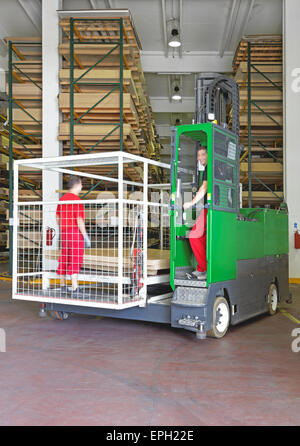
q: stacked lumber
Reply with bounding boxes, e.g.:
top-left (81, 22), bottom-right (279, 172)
top-left (58, 16), bottom-right (161, 162)
top-left (233, 35), bottom-right (283, 207)
top-left (5, 37), bottom-right (42, 147)
top-left (3, 37), bottom-right (43, 213)
top-left (233, 34), bottom-right (282, 74)
top-left (5, 30), bottom-right (162, 197)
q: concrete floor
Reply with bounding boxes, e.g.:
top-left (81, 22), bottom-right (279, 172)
top-left (0, 272), bottom-right (300, 426)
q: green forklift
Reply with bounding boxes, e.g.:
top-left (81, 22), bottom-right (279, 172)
top-left (169, 73), bottom-right (289, 338)
top-left (41, 74), bottom-right (289, 339)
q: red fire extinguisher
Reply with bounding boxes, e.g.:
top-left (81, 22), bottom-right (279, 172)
top-left (46, 227), bottom-right (56, 246)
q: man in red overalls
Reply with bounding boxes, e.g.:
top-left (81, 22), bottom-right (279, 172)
top-left (56, 176), bottom-right (90, 297)
top-left (183, 146), bottom-right (208, 280)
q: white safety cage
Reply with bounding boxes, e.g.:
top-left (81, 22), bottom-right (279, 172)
top-left (12, 152), bottom-right (171, 310)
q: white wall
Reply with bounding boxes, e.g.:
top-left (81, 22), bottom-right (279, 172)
top-left (42, 0), bottom-right (62, 267)
top-left (283, 0), bottom-right (300, 278)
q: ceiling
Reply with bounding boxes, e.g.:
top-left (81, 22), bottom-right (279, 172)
top-left (0, 0), bottom-right (283, 158)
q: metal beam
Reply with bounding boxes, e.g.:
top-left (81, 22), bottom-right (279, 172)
top-left (89, 0), bottom-right (112, 8)
top-left (141, 50), bottom-right (233, 73)
top-left (18, 0), bottom-right (42, 33)
top-left (150, 96), bottom-right (194, 113)
top-left (237, 0), bottom-right (255, 41)
top-left (0, 24), bottom-right (8, 58)
top-left (179, 0), bottom-right (183, 58)
top-left (219, 0), bottom-right (240, 57)
top-left (161, 0), bottom-right (168, 57)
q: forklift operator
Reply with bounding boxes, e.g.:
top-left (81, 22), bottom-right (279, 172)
top-left (183, 146), bottom-right (208, 280)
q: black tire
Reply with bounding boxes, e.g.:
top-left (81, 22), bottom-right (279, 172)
top-left (207, 296), bottom-right (230, 339)
top-left (268, 283), bottom-right (278, 315)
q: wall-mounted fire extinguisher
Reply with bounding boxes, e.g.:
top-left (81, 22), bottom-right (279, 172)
top-left (46, 227), bottom-right (56, 246)
top-left (294, 223), bottom-right (300, 249)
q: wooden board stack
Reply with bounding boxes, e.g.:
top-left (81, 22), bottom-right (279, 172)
top-left (233, 35), bottom-right (283, 207)
top-left (6, 20), bottom-right (165, 201)
top-left (58, 16), bottom-right (161, 162)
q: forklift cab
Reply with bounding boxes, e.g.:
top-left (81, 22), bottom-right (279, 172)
top-left (170, 122), bottom-right (240, 289)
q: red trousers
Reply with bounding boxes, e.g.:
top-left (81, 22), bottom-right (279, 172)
top-left (189, 208), bottom-right (207, 272)
top-left (57, 228), bottom-right (84, 276)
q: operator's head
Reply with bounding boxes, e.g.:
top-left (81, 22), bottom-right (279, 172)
top-left (197, 146), bottom-right (207, 167)
top-left (67, 175), bottom-right (82, 195)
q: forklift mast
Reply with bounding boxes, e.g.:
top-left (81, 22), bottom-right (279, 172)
top-left (194, 72), bottom-right (240, 138)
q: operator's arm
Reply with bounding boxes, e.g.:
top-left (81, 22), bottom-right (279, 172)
top-left (183, 181), bottom-right (207, 210)
top-left (77, 217), bottom-right (87, 237)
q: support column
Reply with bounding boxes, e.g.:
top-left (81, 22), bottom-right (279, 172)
top-left (42, 0), bottom-right (62, 270)
top-left (283, 0), bottom-right (300, 279)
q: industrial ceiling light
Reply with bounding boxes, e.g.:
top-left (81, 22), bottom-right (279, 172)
top-left (172, 85), bottom-right (182, 101)
top-left (168, 29), bottom-right (181, 48)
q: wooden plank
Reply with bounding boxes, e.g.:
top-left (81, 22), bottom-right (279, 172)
top-left (59, 43), bottom-right (135, 58)
top-left (239, 88), bottom-right (282, 101)
top-left (242, 191), bottom-right (283, 200)
top-left (8, 83), bottom-right (42, 99)
top-left (59, 122), bottom-right (135, 138)
top-left (240, 113), bottom-right (283, 126)
top-left (59, 92), bottom-right (139, 125)
top-left (240, 162), bottom-right (283, 174)
top-left (59, 68), bottom-right (138, 100)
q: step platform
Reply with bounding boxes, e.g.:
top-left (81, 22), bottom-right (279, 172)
top-left (174, 278), bottom-right (207, 288)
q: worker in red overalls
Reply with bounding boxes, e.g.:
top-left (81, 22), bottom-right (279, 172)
top-left (183, 146), bottom-right (208, 280)
top-left (56, 176), bottom-right (90, 297)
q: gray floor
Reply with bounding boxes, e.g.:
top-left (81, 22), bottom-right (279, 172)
top-left (1, 268), bottom-right (300, 426)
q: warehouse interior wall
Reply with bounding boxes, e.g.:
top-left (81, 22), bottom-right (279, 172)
top-left (283, 0), bottom-right (300, 279)
top-left (42, 0), bottom-right (62, 264)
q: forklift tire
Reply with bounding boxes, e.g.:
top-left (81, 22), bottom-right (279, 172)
top-left (268, 283), bottom-right (278, 316)
top-left (207, 296), bottom-right (230, 339)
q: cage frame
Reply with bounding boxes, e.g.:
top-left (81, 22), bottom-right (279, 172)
top-left (12, 151), bottom-right (171, 310)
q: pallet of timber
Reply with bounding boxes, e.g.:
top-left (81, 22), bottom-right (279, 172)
top-left (233, 34), bottom-right (282, 73)
top-left (240, 162), bottom-right (283, 175)
top-left (242, 191), bottom-right (283, 202)
top-left (9, 83), bottom-right (42, 99)
top-left (59, 16), bottom-right (142, 56)
top-left (235, 62), bottom-right (282, 86)
top-left (10, 61), bottom-right (42, 83)
top-left (240, 113), bottom-right (282, 127)
top-left (56, 17), bottom-right (160, 161)
top-left (239, 88), bottom-right (282, 101)
top-left (242, 146), bottom-right (282, 153)
top-left (45, 248), bottom-right (169, 276)
top-left (58, 122), bottom-right (141, 153)
top-left (59, 69), bottom-right (138, 101)
top-left (12, 108), bottom-right (42, 125)
top-left (59, 92), bottom-right (140, 128)
top-left (59, 43), bottom-right (136, 69)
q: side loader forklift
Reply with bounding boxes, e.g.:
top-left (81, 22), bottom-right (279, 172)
top-left (42, 73), bottom-right (289, 339)
top-left (169, 73), bottom-right (289, 338)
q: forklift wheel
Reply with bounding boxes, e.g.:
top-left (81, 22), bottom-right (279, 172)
top-left (50, 311), bottom-right (69, 321)
top-left (207, 296), bottom-right (230, 339)
top-left (268, 283), bottom-right (278, 315)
